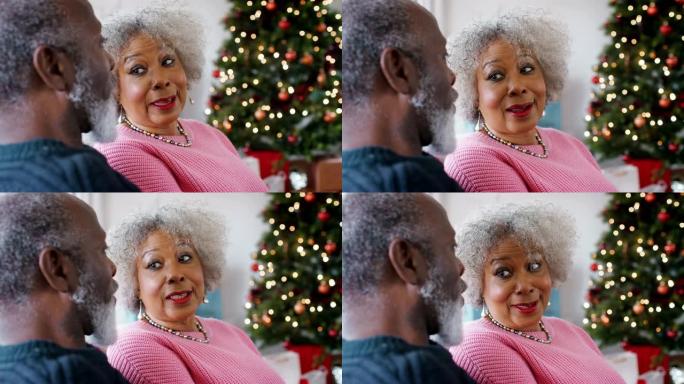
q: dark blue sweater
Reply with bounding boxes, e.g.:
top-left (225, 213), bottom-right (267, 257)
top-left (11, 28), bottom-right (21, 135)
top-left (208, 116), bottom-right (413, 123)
top-left (0, 340), bottom-right (129, 383)
top-left (0, 139), bottom-right (139, 192)
top-left (343, 336), bottom-right (476, 384)
top-left (342, 147), bottom-right (463, 192)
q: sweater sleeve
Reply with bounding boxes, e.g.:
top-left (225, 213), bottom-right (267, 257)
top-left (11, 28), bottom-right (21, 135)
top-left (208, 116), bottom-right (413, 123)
top-left (450, 334), bottom-right (537, 384)
top-left (107, 335), bottom-right (194, 384)
top-left (97, 143), bottom-right (182, 192)
top-left (445, 147), bottom-right (530, 192)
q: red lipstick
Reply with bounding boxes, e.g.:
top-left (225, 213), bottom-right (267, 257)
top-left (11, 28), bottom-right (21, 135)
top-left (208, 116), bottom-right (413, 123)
top-left (166, 290), bottom-right (192, 305)
top-left (512, 301), bottom-right (538, 314)
top-left (506, 102), bottom-right (533, 118)
top-left (150, 96), bottom-right (177, 111)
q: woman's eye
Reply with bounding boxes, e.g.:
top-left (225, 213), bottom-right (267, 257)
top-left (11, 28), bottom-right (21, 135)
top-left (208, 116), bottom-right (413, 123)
top-left (494, 268), bottom-right (511, 278)
top-left (179, 254), bottom-right (192, 263)
top-left (488, 72), bottom-right (503, 81)
top-left (521, 65), bottom-right (534, 74)
top-left (129, 66), bottom-right (146, 76)
top-left (162, 57), bottom-right (175, 66)
top-left (529, 262), bottom-right (542, 272)
top-left (147, 261), bottom-right (161, 270)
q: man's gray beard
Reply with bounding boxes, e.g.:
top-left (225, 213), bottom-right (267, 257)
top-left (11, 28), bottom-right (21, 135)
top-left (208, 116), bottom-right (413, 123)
top-left (410, 75), bottom-right (457, 155)
top-left (419, 265), bottom-right (464, 347)
top-left (68, 57), bottom-right (118, 144)
top-left (72, 272), bottom-right (117, 347)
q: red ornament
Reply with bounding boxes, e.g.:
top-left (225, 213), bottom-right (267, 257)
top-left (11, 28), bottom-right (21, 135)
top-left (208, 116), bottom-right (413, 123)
top-left (294, 302), bottom-right (305, 315)
top-left (324, 241), bottom-right (337, 254)
top-left (300, 53), bottom-right (314, 66)
top-left (658, 211), bottom-right (670, 223)
top-left (666, 329), bottom-right (678, 339)
top-left (304, 192), bottom-right (315, 202)
top-left (590, 262), bottom-right (599, 272)
top-left (316, 23), bottom-right (327, 33)
top-left (323, 111), bottom-right (337, 124)
top-left (634, 115), bottom-right (646, 129)
top-left (287, 134), bottom-right (298, 144)
top-left (285, 50), bottom-right (297, 62)
top-left (278, 90), bottom-right (290, 101)
top-left (592, 75), bottom-right (600, 84)
top-left (669, 143), bottom-right (680, 153)
top-left (278, 18), bottom-right (291, 31)
top-left (251, 262), bottom-right (259, 272)
top-left (657, 283), bottom-right (669, 295)
top-left (632, 303), bottom-right (645, 315)
top-left (647, 5), bottom-right (658, 16)
top-left (666, 55), bottom-right (679, 69)
top-left (254, 109), bottom-right (266, 121)
top-left (266, 1), bottom-right (277, 11)
top-left (212, 69), bottom-right (221, 78)
top-left (659, 97), bottom-right (671, 108)
top-left (660, 24), bottom-right (672, 36)
top-left (317, 210), bottom-right (330, 222)
top-left (328, 329), bottom-right (338, 338)
top-left (677, 0), bottom-right (684, 4)
top-left (644, 193), bottom-right (656, 203)
top-left (318, 283), bottom-right (330, 294)
top-left (664, 242), bottom-right (677, 254)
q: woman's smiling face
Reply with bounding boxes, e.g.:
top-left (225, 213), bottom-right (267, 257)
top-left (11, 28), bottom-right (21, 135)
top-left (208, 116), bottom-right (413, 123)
top-left (482, 237), bottom-right (551, 331)
top-left (117, 33), bottom-right (188, 133)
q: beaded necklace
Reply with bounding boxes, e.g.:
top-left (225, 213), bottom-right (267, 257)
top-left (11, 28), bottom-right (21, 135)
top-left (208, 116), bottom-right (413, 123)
top-left (122, 115), bottom-right (192, 147)
top-left (142, 312), bottom-right (209, 344)
top-left (480, 121), bottom-right (548, 159)
top-left (485, 310), bottom-right (551, 344)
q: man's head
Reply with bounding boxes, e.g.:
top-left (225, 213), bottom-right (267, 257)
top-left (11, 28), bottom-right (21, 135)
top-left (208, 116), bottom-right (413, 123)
top-left (0, 194), bottom-right (118, 346)
top-left (343, 193), bottom-right (466, 345)
top-left (342, 0), bottom-right (457, 154)
top-left (0, 0), bottom-right (117, 143)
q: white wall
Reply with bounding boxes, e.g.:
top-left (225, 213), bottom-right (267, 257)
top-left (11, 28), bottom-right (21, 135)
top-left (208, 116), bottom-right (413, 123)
top-left (77, 193), bottom-right (271, 327)
top-left (434, 193), bottom-right (612, 326)
top-left (418, 0), bottom-right (612, 138)
top-left (90, 0), bottom-right (232, 122)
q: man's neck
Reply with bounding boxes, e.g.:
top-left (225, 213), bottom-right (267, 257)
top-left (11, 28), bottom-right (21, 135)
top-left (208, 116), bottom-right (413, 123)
top-left (342, 104), bottom-right (423, 157)
top-left (342, 297), bottom-right (430, 347)
top-left (0, 299), bottom-right (86, 349)
top-left (0, 97), bottom-right (83, 148)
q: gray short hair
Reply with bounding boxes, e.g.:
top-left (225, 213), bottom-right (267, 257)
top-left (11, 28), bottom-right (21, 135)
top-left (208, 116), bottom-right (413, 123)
top-left (342, 193), bottom-right (433, 297)
top-left (0, 193), bottom-right (85, 305)
top-left (107, 205), bottom-right (226, 313)
top-left (102, 5), bottom-right (205, 87)
top-left (0, 0), bottom-right (79, 105)
top-left (449, 10), bottom-right (570, 123)
top-left (457, 204), bottom-right (575, 307)
top-left (342, 0), bottom-right (423, 105)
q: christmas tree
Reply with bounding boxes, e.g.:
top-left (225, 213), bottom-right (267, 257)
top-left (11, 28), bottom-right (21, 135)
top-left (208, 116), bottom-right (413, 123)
top-left (584, 193), bottom-right (684, 352)
top-left (245, 192), bottom-right (341, 353)
top-left (206, 0), bottom-right (342, 158)
top-left (584, 0), bottom-right (684, 166)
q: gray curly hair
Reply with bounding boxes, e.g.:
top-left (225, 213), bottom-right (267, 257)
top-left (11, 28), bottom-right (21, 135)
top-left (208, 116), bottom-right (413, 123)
top-left (449, 10), bottom-right (570, 123)
top-left (342, 0), bottom-right (425, 105)
top-left (457, 203), bottom-right (575, 307)
top-left (0, 0), bottom-right (82, 105)
top-left (107, 205), bottom-right (226, 313)
top-left (102, 4), bottom-right (205, 89)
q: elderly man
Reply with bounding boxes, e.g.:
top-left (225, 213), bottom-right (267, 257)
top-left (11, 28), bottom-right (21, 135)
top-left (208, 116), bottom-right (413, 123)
top-left (0, 194), bottom-right (128, 383)
top-left (342, 193), bottom-right (475, 383)
top-left (0, 0), bottom-right (139, 192)
top-left (342, 0), bottom-right (461, 192)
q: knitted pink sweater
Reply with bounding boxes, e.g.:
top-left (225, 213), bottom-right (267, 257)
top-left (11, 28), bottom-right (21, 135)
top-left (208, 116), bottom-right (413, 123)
top-left (450, 317), bottom-right (625, 384)
top-left (95, 119), bottom-right (268, 192)
top-left (107, 317), bottom-right (285, 384)
top-left (444, 128), bottom-right (617, 192)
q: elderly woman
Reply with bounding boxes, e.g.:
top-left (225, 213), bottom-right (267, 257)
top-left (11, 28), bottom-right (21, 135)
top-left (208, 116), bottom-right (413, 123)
top-left (94, 6), bottom-right (267, 192)
top-left (106, 206), bottom-right (284, 384)
top-left (444, 12), bottom-right (616, 192)
top-left (449, 204), bottom-right (624, 383)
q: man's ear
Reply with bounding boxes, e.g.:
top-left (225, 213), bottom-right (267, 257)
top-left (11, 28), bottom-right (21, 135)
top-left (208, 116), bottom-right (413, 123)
top-left (387, 239), bottom-right (429, 286)
top-left (37, 248), bottom-right (78, 294)
top-left (378, 47), bottom-right (420, 96)
top-left (32, 45), bottom-right (75, 93)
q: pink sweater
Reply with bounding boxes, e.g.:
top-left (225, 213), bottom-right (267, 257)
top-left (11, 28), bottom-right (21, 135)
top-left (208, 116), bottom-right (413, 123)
top-left (450, 317), bottom-right (626, 384)
top-left (444, 128), bottom-right (617, 192)
top-left (107, 317), bottom-right (285, 384)
top-left (95, 119), bottom-right (268, 192)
